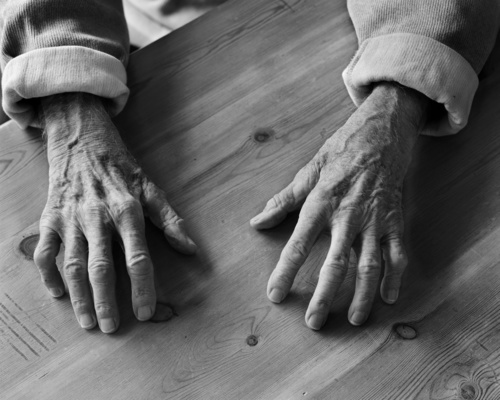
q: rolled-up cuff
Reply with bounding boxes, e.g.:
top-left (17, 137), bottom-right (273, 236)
top-left (2, 46), bottom-right (129, 129)
top-left (342, 33), bottom-right (479, 136)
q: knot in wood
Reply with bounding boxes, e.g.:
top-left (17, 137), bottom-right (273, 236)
top-left (19, 234), bottom-right (39, 260)
top-left (394, 323), bottom-right (417, 340)
top-left (459, 381), bottom-right (478, 400)
top-left (253, 128), bottom-right (275, 143)
top-left (246, 334), bottom-right (258, 346)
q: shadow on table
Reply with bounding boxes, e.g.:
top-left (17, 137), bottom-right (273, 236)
top-left (405, 31), bottom-right (500, 290)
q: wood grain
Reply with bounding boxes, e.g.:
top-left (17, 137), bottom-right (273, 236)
top-left (1, 0), bottom-right (500, 398)
top-left (0, 128), bottom-right (48, 243)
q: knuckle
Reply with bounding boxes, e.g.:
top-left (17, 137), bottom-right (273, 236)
top-left (133, 287), bottom-right (154, 299)
top-left (312, 299), bottom-right (331, 312)
top-left (311, 183), bottom-right (330, 201)
top-left (320, 262), bottom-right (347, 283)
top-left (357, 261), bottom-right (381, 280)
top-left (63, 260), bottom-right (87, 281)
top-left (392, 251), bottom-right (408, 270)
top-left (114, 198), bottom-right (141, 223)
top-left (298, 161), bottom-right (319, 182)
top-left (284, 240), bottom-right (309, 262)
top-left (271, 272), bottom-right (294, 289)
top-left (71, 298), bottom-right (88, 313)
top-left (127, 253), bottom-right (152, 277)
top-left (356, 291), bottom-right (375, 304)
top-left (40, 206), bottom-right (61, 222)
top-left (336, 204), bottom-right (363, 222)
top-left (385, 209), bottom-right (404, 225)
top-left (328, 254), bottom-right (349, 267)
top-left (268, 194), bottom-right (283, 209)
top-left (162, 207), bottom-right (182, 227)
top-left (383, 237), bottom-right (408, 270)
top-left (269, 190), bottom-right (293, 211)
top-left (283, 186), bottom-right (297, 204)
top-left (143, 179), bottom-right (163, 198)
top-left (300, 204), bottom-right (328, 226)
top-left (88, 261), bottom-right (113, 283)
top-left (94, 303), bottom-right (114, 317)
top-left (82, 200), bottom-right (105, 216)
top-left (33, 246), bottom-right (52, 267)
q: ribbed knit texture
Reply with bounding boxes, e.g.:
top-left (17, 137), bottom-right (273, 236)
top-left (0, 0), bottom-right (499, 132)
top-left (0, 0), bottom-right (129, 67)
top-left (2, 47), bottom-right (129, 128)
top-left (0, 0), bottom-right (130, 127)
top-left (348, 0), bottom-right (500, 74)
top-left (345, 0), bottom-right (500, 136)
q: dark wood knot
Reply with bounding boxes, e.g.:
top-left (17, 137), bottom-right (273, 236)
top-left (19, 234), bottom-right (39, 260)
top-left (246, 334), bottom-right (258, 346)
top-left (459, 381), bottom-right (478, 400)
top-left (394, 323), bottom-right (417, 340)
top-left (253, 128), bottom-right (275, 143)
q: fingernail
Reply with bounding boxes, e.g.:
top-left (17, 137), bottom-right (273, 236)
top-left (186, 238), bottom-right (198, 253)
top-left (269, 288), bottom-right (285, 303)
top-left (350, 311), bottom-right (366, 326)
top-left (307, 313), bottom-right (326, 330)
top-left (79, 314), bottom-right (95, 329)
top-left (48, 288), bottom-right (64, 298)
top-left (250, 214), bottom-right (262, 224)
top-left (138, 306), bottom-right (153, 321)
top-left (100, 318), bottom-right (117, 333)
top-left (387, 289), bottom-right (399, 303)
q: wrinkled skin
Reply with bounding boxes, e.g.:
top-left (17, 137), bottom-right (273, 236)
top-left (34, 93), bottom-right (196, 333)
top-left (251, 83), bottom-right (429, 329)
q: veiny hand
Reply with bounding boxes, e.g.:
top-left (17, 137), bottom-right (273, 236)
top-left (251, 83), bottom-right (429, 329)
top-left (34, 93), bottom-right (196, 333)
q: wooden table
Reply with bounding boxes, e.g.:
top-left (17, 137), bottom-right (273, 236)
top-left (1, 0), bottom-right (500, 398)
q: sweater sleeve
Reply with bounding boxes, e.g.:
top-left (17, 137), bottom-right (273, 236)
top-left (0, 0), bottom-right (130, 129)
top-left (344, 0), bottom-right (500, 136)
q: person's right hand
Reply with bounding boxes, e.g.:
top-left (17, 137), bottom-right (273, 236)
top-left (34, 93), bottom-right (197, 333)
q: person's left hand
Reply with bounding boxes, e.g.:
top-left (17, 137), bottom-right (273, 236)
top-left (251, 83), bottom-right (429, 329)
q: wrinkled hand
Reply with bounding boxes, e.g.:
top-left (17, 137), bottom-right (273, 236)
top-left (34, 93), bottom-right (196, 333)
top-left (251, 83), bottom-right (429, 329)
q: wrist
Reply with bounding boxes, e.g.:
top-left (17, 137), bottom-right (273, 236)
top-left (369, 82), bottom-right (430, 134)
top-left (39, 93), bottom-right (114, 165)
top-left (331, 82), bottom-right (429, 168)
top-left (345, 82), bottom-right (430, 156)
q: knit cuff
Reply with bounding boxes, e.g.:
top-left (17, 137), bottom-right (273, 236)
top-left (342, 33), bottom-right (479, 136)
top-left (2, 46), bottom-right (129, 129)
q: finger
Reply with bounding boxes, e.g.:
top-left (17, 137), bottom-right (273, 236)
top-left (305, 208), bottom-right (360, 330)
top-left (33, 224), bottom-right (64, 298)
top-left (267, 196), bottom-right (328, 304)
top-left (348, 229), bottom-right (381, 326)
top-left (86, 214), bottom-right (119, 334)
top-left (142, 180), bottom-right (197, 255)
top-left (380, 235), bottom-right (408, 304)
top-left (114, 198), bottom-right (156, 321)
top-left (62, 228), bottom-right (96, 329)
top-left (250, 162), bottom-right (320, 230)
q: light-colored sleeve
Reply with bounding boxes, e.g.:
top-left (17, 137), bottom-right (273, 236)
top-left (0, 0), bottom-right (130, 129)
top-left (345, 0), bottom-right (500, 136)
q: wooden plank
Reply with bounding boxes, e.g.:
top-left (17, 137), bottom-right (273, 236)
top-left (0, 127), bottom-right (48, 244)
top-left (1, 0), bottom-right (500, 398)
